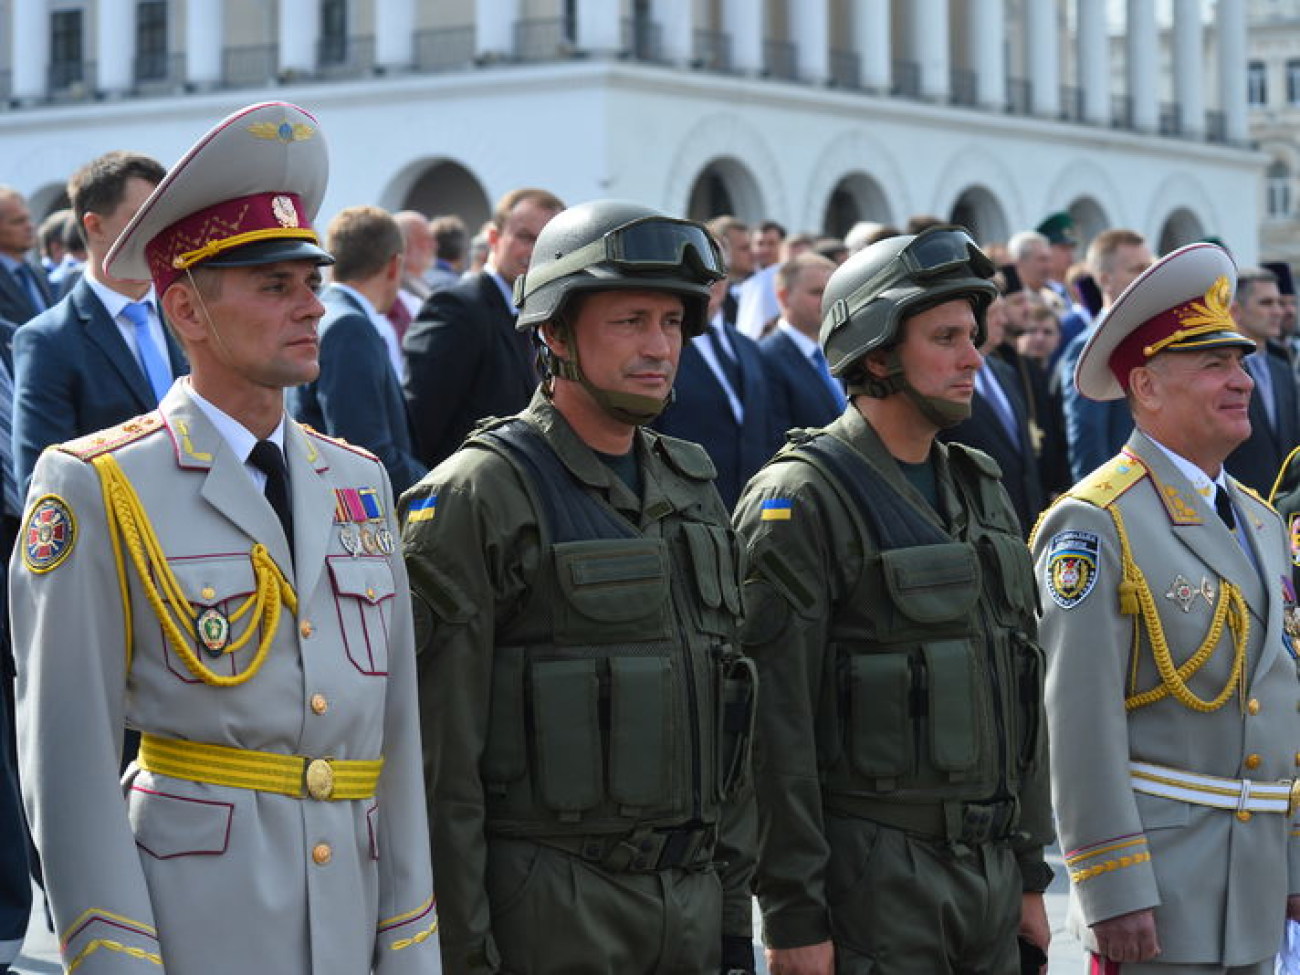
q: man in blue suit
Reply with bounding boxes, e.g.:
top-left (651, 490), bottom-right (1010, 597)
top-left (760, 253), bottom-right (843, 432)
top-left (12, 153), bottom-right (182, 496)
top-left (654, 260), bottom-right (784, 508)
top-left (0, 188), bottom-right (52, 327)
top-left (289, 206), bottom-right (426, 495)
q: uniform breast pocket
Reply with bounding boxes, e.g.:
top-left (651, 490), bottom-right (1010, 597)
top-left (166, 554), bottom-right (259, 683)
top-left (328, 556), bottom-right (397, 676)
top-left (128, 785), bottom-right (234, 859)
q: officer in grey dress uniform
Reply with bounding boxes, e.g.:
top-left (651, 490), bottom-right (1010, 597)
top-left (10, 102), bottom-right (440, 974)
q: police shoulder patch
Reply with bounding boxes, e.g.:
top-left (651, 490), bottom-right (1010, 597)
top-left (1045, 529), bottom-right (1100, 609)
top-left (22, 495), bottom-right (76, 573)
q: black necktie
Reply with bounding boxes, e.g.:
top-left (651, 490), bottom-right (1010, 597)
top-left (1214, 484), bottom-right (1236, 531)
top-left (248, 440), bottom-right (294, 556)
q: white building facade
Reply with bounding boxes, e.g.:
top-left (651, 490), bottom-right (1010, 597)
top-left (1248, 0), bottom-right (1300, 264)
top-left (0, 0), bottom-right (1264, 260)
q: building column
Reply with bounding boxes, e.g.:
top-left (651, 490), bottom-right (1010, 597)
top-left (970, 0), bottom-right (1005, 110)
top-left (855, 0), bottom-right (890, 91)
top-left (279, 0), bottom-right (320, 76)
top-left (577, 0), bottom-right (622, 55)
top-left (12, 0), bottom-right (50, 102)
top-left (475, 0), bottom-right (518, 59)
top-left (723, 0), bottom-right (763, 74)
top-left (97, 0), bottom-right (136, 95)
top-left (653, 0), bottom-right (693, 64)
top-left (1026, 0), bottom-right (1059, 116)
top-left (1127, 0), bottom-right (1159, 132)
top-left (908, 0), bottom-right (950, 101)
top-left (1217, 0), bottom-right (1248, 143)
top-left (376, 0), bottom-right (416, 71)
top-left (1173, 0), bottom-right (1205, 137)
top-left (1077, 0), bottom-right (1110, 125)
top-left (185, 0), bottom-right (224, 88)
top-left (792, 0), bottom-right (829, 84)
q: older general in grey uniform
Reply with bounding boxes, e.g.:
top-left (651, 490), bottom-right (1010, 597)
top-left (11, 102), bottom-right (439, 974)
top-left (1033, 243), bottom-right (1300, 974)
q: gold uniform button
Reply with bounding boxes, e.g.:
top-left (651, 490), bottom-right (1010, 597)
top-left (312, 843), bottom-right (332, 865)
top-left (1236, 810), bottom-right (1252, 823)
top-left (300, 620), bottom-right (314, 638)
top-left (201, 586), bottom-right (216, 600)
top-left (310, 694), bottom-right (328, 715)
top-left (1294, 752), bottom-right (1300, 766)
top-left (1248, 698), bottom-right (1261, 715)
top-left (1244, 753), bottom-right (1261, 770)
top-left (366, 587), bottom-right (376, 600)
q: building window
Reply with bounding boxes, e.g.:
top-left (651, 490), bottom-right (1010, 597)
top-left (1268, 160), bottom-right (1291, 218)
top-left (563, 0), bottom-right (577, 44)
top-left (136, 1), bottom-right (168, 81)
top-left (1288, 60), bottom-right (1300, 104)
top-left (50, 9), bottom-right (84, 89)
top-left (320, 0), bottom-right (347, 65)
top-left (1249, 60), bottom-right (1268, 106)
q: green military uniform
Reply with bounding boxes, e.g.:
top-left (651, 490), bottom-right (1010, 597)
top-left (401, 390), bottom-right (755, 975)
top-left (734, 405), bottom-right (1053, 973)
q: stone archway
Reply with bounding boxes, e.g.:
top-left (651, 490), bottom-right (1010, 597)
top-left (684, 157), bottom-right (765, 223)
top-left (1157, 207), bottom-right (1206, 256)
top-left (821, 172), bottom-right (893, 238)
top-left (949, 185), bottom-right (1008, 245)
top-left (1067, 195), bottom-right (1110, 250)
top-left (398, 160), bottom-right (491, 229)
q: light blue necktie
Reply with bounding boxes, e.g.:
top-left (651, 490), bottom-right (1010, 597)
top-left (122, 301), bottom-right (172, 404)
top-left (811, 347), bottom-right (847, 409)
top-left (1247, 353), bottom-right (1277, 430)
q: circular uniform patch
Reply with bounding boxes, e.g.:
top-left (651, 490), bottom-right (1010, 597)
top-left (1045, 529), bottom-right (1100, 610)
top-left (22, 495), bottom-right (77, 574)
top-left (1289, 513), bottom-right (1300, 568)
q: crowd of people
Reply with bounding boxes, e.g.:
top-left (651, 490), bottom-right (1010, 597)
top-left (1, 98), bottom-right (1299, 975)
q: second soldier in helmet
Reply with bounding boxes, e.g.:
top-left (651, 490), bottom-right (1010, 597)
top-left (401, 200), bottom-right (757, 974)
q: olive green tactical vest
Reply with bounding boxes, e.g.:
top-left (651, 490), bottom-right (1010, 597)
top-left (790, 438), bottom-right (1045, 807)
top-left (470, 419), bottom-right (753, 838)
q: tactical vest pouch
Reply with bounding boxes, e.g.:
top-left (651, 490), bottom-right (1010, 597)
top-left (978, 533), bottom-right (1039, 625)
top-left (880, 543), bottom-right (980, 628)
top-left (532, 658), bottom-right (603, 818)
top-left (552, 539), bottom-right (672, 644)
top-left (609, 656), bottom-right (672, 811)
top-left (716, 652), bottom-right (758, 799)
top-left (845, 652), bottom-right (913, 783)
top-left (923, 640), bottom-right (979, 773)
top-left (681, 523), bottom-right (744, 636)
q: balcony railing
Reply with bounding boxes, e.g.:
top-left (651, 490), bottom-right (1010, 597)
top-left (415, 27), bottom-right (474, 72)
top-left (515, 18), bottom-right (573, 62)
top-left (1159, 101), bottom-right (1180, 136)
top-left (1060, 85), bottom-right (1083, 121)
top-left (892, 59), bottom-right (920, 99)
top-left (1111, 94), bottom-right (1134, 129)
top-left (222, 44), bottom-right (277, 88)
top-left (692, 30), bottom-right (731, 72)
top-left (1006, 76), bottom-right (1031, 115)
top-left (623, 18), bottom-right (662, 63)
top-left (951, 67), bottom-right (977, 107)
top-left (315, 34), bottom-right (375, 79)
top-left (829, 48), bottom-right (859, 89)
top-left (1206, 109), bottom-right (1227, 143)
top-left (764, 40), bottom-right (796, 80)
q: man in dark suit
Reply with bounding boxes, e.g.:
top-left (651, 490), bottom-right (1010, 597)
top-left (1226, 265), bottom-right (1300, 494)
top-left (289, 206), bottom-right (425, 495)
top-left (654, 266), bottom-right (784, 508)
top-left (403, 187), bottom-right (563, 468)
top-left (12, 152), bottom-right (181, 496)
top-left (940, 294), bottom-right (1044, 536)
top-left (760, 253), bottom-right (842, 432)
top-left (0, 188), bottom-right (52, 326)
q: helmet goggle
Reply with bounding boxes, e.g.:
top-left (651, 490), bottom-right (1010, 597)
top-left (516, 215), bottom-right (726, 305)
top-left (825, 226), bottom-right (995, 332)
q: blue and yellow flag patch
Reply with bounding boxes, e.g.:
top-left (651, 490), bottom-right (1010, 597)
top-left (760, 498), bottom-right (793, 521)
top-left (408, 495), bottom-right (438, 523)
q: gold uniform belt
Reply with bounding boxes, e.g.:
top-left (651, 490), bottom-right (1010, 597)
top-left (138, 733), bottom-right (383, 801)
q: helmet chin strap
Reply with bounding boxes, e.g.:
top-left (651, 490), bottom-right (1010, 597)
top-left (848, 348), bottom-right (971, 430)
top-left (543, 322), bottom-right (671, 426)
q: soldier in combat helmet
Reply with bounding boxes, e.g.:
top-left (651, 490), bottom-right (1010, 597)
top-left (401, 199), bottom-right (758, 975)
top-left (734, 225), bottom-right (1054, 974)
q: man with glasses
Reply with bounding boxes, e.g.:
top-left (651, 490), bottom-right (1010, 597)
top-left (734, 226), bottom-right (1053, 974)
top-left (401, 200), bottom-right (757, 975)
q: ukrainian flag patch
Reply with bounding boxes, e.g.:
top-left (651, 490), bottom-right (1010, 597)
top-left (408, 495), bottom-right (438, 523)
top-left (760, 498), bottom-right (793, 521)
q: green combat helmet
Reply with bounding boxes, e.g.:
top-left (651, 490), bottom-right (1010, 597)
top-left (820, 223), bottom-right (997, 428)
top-left (514, 199), bottom-right (725, 425)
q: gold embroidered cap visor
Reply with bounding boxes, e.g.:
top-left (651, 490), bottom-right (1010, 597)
top-left (104, 100), bottom-right (333, 294)
top-left (1075, 242), bottom-right (1254, 402)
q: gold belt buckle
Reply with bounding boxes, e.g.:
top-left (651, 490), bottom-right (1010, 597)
top-left (1288, 778), bottom-right (1300, 815)
top-left (305, 758), bottom-right (335, 800)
